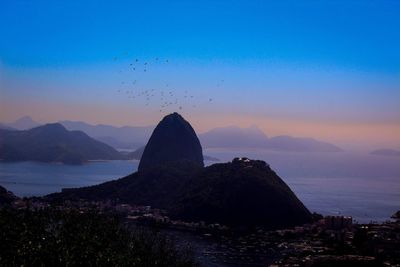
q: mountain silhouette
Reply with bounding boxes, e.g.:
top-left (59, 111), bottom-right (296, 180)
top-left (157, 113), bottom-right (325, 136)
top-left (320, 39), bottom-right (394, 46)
top-left (1, 116), bottom-right (341, 152)
top-left (47, 158), bottom-right (311, 228)
top-left (46, 114), bottom-right (312, 228)
top-left (174, 158), bottom-right (312, 228)
top-left (0, 123), bottom-right (16, 131)
top-left (199, 126), bottom-right (342, 152)
top-left (0, 123), bottom-right (124, 164)
top-left (59, 120), bottom-right (153, 149)
top-left (266, 135), bottom-right (342, 152)
top-left (199, 125), bottom-right (268, 148)
top-left (3, 116), bottom-right (40, 130)
top-left (138, 112), bottom-right (204, 171)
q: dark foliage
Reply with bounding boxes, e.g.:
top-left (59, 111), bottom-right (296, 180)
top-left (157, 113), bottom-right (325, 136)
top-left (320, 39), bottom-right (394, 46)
top-left (0, 185), bottom-right (18, 206)
top-left (0, 207), bottom-right (196, 267)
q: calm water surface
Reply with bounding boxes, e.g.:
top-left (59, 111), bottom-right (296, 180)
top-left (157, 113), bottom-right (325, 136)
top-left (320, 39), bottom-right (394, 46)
top-left (0, 160), bottom-right (137, 197)
top-left (205, 149), bottom-right (400, 223)
top-left (1, 149), bottom-right (399, 223)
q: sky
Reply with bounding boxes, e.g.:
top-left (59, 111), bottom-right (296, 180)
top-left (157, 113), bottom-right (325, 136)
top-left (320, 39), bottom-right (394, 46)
top-left (1, 0), bottom-right (399, 150)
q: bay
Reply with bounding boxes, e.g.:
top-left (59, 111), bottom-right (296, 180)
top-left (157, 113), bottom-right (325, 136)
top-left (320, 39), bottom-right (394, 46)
top-left (0, 149), bottom-right (399, 223)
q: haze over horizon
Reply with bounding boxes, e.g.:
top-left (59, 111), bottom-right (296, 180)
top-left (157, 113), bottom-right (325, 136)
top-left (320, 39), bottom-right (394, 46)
top-left (1, 0), bottom-right (399, 151)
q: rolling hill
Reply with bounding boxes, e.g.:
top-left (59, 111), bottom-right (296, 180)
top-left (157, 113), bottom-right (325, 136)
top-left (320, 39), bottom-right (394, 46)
top-left (0, 123), bottom-right (125, 164)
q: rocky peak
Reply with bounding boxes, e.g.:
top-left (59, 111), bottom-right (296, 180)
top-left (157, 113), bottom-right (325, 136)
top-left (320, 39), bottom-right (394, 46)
top-left (138, 113), bottom-right (204, 171)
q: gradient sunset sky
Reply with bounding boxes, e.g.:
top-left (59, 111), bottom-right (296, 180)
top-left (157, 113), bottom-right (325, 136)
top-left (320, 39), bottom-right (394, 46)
top-left (1, 0), bottom-right (399, 150)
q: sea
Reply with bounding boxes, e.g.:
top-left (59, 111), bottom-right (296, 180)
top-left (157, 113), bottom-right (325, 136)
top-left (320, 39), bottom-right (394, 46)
top-left (1, 148), bottom-right (399, 223)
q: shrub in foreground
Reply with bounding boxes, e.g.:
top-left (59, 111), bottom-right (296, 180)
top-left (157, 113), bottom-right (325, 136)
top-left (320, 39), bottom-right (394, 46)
top-left (0, 208), bottom-right (196, 267)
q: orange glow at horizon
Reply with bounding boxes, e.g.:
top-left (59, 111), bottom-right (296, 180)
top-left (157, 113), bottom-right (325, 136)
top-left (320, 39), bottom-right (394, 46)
top-left (1, 99), bottom-right (399, 151)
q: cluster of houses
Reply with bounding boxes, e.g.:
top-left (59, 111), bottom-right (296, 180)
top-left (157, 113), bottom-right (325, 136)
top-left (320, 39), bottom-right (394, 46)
top-left (271, 215), bottom-right (400, 266)
top-left (9, 198), bottom-right (400, 266)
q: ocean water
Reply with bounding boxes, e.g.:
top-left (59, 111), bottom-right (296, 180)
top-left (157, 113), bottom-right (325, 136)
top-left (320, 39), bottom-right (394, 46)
top-left (204, 148), bottom-right (400, 223)
top-left (0, 160), bottom-right (138, 197)
top-left (0, 150), bottom-right (399, 223)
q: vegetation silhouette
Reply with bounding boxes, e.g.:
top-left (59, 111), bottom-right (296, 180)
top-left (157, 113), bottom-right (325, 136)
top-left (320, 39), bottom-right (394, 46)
top-left (0, 207), bottom-right (196, 267)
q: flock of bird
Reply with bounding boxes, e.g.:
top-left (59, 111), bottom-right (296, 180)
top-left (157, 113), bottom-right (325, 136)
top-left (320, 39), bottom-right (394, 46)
top-left (113, 53), bottom-right (223, 113)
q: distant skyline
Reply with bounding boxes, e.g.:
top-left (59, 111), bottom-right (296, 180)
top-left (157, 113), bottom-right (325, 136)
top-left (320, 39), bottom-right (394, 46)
top-left (1, 0), bottom-right (399, 150)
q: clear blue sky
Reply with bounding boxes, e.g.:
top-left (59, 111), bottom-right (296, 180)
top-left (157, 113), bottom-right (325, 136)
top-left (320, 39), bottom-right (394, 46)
top-left (1, 0), bottom-right (399, 148)
top-left (1, 0), bottom-right (399, 71)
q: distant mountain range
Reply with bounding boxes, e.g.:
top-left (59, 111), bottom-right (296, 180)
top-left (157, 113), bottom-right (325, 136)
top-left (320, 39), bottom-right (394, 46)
top-left (0, 123), bottom-right (125, 164)
top-left (370, 149), bottom-right (400, 157)
top-left (1, 116), bottom-right (40, 130)
top-left (0, 121), bottom-right (219, 165)
top-left (0, 117), bottom-right (153, 150)
top-left (0, 123), bottom-right (16, 131)
top-left (1, 116), bottom-right (342, 152)
top-left (199, 126), bottom-right (342, 152)
top-left (59, 120), bottom-right (153, 150)
top-left (199, 125), bottom-right (268, 148)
